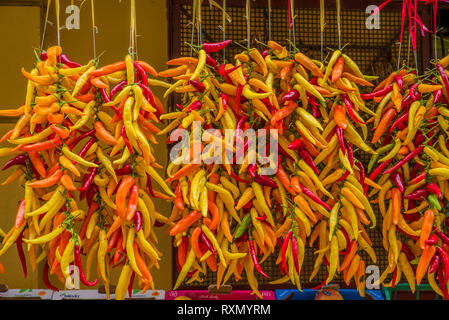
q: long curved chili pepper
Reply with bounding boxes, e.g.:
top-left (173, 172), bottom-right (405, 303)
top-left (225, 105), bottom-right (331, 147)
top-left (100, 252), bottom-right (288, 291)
top-left (336, 126), bottom-right (346, 154)
top-left (236, 84), bottom-right (244, 113)
top-left (249, 238), bottom-right (269, 278)
top-left (401, 244), bottom-right (416, 262)
top-left (115, 164), bottom-right (132, 176)
top-left (254, 174), bottom-right (278, 188)
top-left (2, 154), bottom-right (27, 171)
top-left (133, 211), bottom-right (143, 232)
top-left (68, 129), bottom-right (96, 151)
top-left (202, 40), bottom-right (232, 53)
top-left (436, 246), bottom-right (449, 285)
top-left (77, 137), bottom-right (96, 159)
top-left (437, 64), bottom-right (449, 95)
top-left (438, 265), bottom-right (449, 300)
top-left (429, 254), bottom-right (441, 274)
top-left (360, 84), bottom-right (393, 100)
top-left (427, 183), bottom-right (443, 199)
top-left (128, 271), bottom-right (135, 300)
top-left (390, 171), bottom-right (405, 194)
top-left (433, 227), bottom-right (449, 246)
top-left (300, 184), bottom-right (331, 211)
top-left (16, 229), bottom-right (27, 278)
top-left (74, 244), bottom-right (98, 286)
top-left (281, 89), bottom-right (299, 103)
top-left (43, 260), bottom-right (59, 291)
top-left (134, 61), bottom-right (148, 87)
top-left (200, 232), bottom-right (216, 255)
top-left (384, 146), bottom-right (424, 174)
top-left (281, 231), bottom-right (292, 275)
top-left (230, 171), bottom-right (251, 184)
top-left (86, 184), bottom-right (98, 207)
top-left (60, 53), bottom-right (81, 68)
top-left (205, 54), bottom-right (217, 68)
top-left (355, 161), bottom-right (366, 186)
top-left (403, 189), bottom-right (427, 200)
top-left (78, 165), bottom-right (98, 192)
top-left (287, 139), bottom-right (303, 150)
top-left (110, 80), bottom-right (127, 98)
top-left (389, 109), bottom-right (410, 133)
top-left (121, 125), bottom-right (133, 154)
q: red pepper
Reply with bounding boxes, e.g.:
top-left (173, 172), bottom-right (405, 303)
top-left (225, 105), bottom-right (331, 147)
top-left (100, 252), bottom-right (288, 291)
top-left (403, 188), bottom-right (427, 200)
top-left (200, 232), bottom-right (216, 255)
top-left (146, 173), bottom-right (156, 198)
top-left (426, 183), bottom-right (443, 199)
top-left (338, 170), bottom-right (351, 183)
top-left (128, 271), bottom-right (135, 300)
top-left (397, 226), bottom-right (418, 241)
top-left (390, 171), bottom-right (405, 194)
top-left (436, 246), bottom-right (449, 285)
top-left (134, 61), bottom-right (148, 87)
top-left (60, 53), bottom-right (81, 68)
top-left (281, 231), bottom-right (292, 274)
top-left (68, 129), bottom-right (96, 151)
top-left (298, 148), bottom-right (320, 175)
top-left (202, 40), bottom-right (232, 53)
top-left (261, 49), bottom-right (269, 58)
top-left (221, 93), bottom-right (228, 112)
top-left (121, 125), bottom-right (133, 154)
top-left (205, 54), bottom-right (217, 68)
top-left (15, 199), bottom-right (26, 229)
top-left (300, 184), bottom-right (331, 211)
top-left (383, 146), bottom-right (424, 174)
top-left (77, 137), bottom-right (96, 159)
top-left (437, 64), bottom-right (449, 96)
top-left (356, 161), bottom-right (366, 186)
top-left (74, 244), bottom-right (98, 286)
top-left (341, 94), bottom-right (366, 125)
top-left (281, 89), bottom-right (299, 103)
top-left (336, 126), bottom-right (346, 154)
top-left (391, 266), bottom-right (398, 288)
top-left (433, 227), bottom-right (449, 246)
top-left (401, 244), bottom-right (416, 262)
top-left (249, 238), bottom-right (269, 278)
top-left (287, 139), bottom-right (303, 150)
top-left (138, 83), bottom-right (156, 107)
top-left (291, 235), bottom-right (300, 275)
top-left (78, 164), bottom-right (98, 192)
top-left (133, 211), bottom-right (143, 232)
top-left (86, 184), bottom-right (98, 207)
top-left (364, 159), bottom-right (393, 193)
top-left (230, 170), bottom-right (251, 184)
top-left (16, 229), bottom-right (27, 278)
top-left (425, 234), bottom-right (439, 246)
top-left (346, 141), bottom-right (354, 167)
top-left (110, 80), bottom-right (127, 98)
top-left (247, 163), bottom-right (257, 178)
top-left (254, 174), bottom-right (278, 188)
top-left (389, 110), bottom-right (409, 133)
top-left (437, 264), bottom-right (449, 300)
top-left (115, 164), bottom-right (132, 176)
top-left (394, 74), bottom-right (403, 89)
top-left (43, 260), bottom-right (59, 291)
top-left (107, 229), bottom-right (121, 253)
top-left (360, 84), bottom-right (393, 100)
top-left (433, 88), bottom-right (443, 103)
top-left (2, 154), bottom-right (27, 171)
top-left (218, 63), bottom-right (242, 77)
top-left (189, 79), bottom-right (206, 92)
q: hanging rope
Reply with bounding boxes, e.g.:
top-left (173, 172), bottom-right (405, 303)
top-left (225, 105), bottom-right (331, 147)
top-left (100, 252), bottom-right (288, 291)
top-left (268, 0), bottom-right (271, 40)
top-left (290, 0), bottom-right (296, 47)
top-left (197, 0), bottom-right (203, 44)
top-left (40, 0), bottom-right (52, 50)
top-left (336, 0), bottom-right (341, 50)
top-left (396, 0), bottom-right (407, 70)
top-left (129, 0), bottom-right (137, 60)
top-left (245, 0), bottom-right (250, 48)
top-left (91, 0), bottom-right (97, 59)
top-left (55, 0), bottom-right (61, 48)
top-left (320, 0), bottom-right (325, 61)
top-left (433, 0), bottom-right (438, 60)
top-left (222, 0), bottom-right (226, 61)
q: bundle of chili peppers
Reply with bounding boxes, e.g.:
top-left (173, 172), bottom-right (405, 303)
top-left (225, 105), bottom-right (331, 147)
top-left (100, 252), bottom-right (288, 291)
top-left (364, 53), bottom-right (449, 298)
top-left (0, 46), bottom-right (173, 300)
top-left (156, 38), bottom-right (381, 298)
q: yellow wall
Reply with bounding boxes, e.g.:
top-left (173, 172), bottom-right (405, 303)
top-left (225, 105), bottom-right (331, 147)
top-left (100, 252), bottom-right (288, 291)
top-left (0, 0), bottom-right (172, 290)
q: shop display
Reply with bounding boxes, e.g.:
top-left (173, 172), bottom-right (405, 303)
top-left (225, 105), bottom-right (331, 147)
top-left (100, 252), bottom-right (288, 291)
top-left (0, 0), bottom-right (448, 302)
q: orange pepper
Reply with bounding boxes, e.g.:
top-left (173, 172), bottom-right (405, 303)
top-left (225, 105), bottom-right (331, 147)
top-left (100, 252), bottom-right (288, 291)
top-left (419, 209), bottom-right (434, 250)
top-left (61, 174), bottom-right (77, 191)
top-left (191, 227), bottom-right (203, 259)
top-left (27, 169), bottom-right (63, 188)
top-left (391, 188), bottom-right (401, 225)
top-left (94, 121), bottom-right (117, 145)
top-left (333, 104), bottom-right (347, 129)
top-left (28, 151), bottom-right (47, 178)
top-left (372, 108), bottom-right (397, 144)
top-left (115, 176), bottom-right (135, 219)
top-left (203, 200), bottom-right (220, 231)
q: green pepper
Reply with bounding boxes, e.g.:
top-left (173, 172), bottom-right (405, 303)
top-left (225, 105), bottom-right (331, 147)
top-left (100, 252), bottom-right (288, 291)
top-left (367, 143), bottom-right (394, 173)
top-left (428, 194), bottom-right (442, 211)
top-left (233, 213), bottom-right (252, 240)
